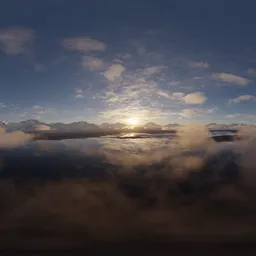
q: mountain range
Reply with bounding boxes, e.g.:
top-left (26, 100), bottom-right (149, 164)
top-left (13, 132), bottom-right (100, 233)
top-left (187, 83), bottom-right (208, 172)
top-left (0, 119), bottom-right (255, 132)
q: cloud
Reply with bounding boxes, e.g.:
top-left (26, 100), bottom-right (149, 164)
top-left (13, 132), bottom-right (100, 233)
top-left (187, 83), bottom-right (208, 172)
top-left (34, 63), bottom-right (44, 72)
top-left (75, 94), bottom-right (84, 99)
top-left (248, 68), bottom-right (256, 76)
top-left (32, 105), bottom-right (42, 109)
top-left (0, 103), bottom-right (7, 108)
top-left (212, 73), bottom-right (251, 86)
top-left (141, 66), bottom-right (165, 76)
top-left (157, 91), bottom-right (185, 101)
top-left (181, 107), bottom-right (216, 117)
top-left (188, 61), bottom-right (209, 69)
top-left (81, 56), bottom-right (104, 70)
top-left (183, 92), bottom-right (207, 104)
top-left (104, 64), bottom-right (126, 82)
top-left (225, 114), bottom-right (256, 119)
top-left (0, 27), bottom-right (34, 55)
top-left (62, 36), bottom-right (105, 52)
top-left (75, 88), bottom-right (83, 94)
top-left (0, 129), bottom-right (32, 148)
top-left (229, 95), bottom-right (256, 104)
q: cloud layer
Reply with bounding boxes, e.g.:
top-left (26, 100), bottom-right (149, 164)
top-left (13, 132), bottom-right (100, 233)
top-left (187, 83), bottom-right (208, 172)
top-left (0, 27), bottom-right (34, 55)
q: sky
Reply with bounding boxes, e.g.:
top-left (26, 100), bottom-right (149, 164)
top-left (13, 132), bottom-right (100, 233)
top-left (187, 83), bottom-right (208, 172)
top-left (0, 0), bottom-right (255, 125)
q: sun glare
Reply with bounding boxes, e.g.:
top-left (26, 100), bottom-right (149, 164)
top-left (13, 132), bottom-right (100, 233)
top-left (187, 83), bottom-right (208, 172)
top-left (126, 117), bottom-right (138, 126)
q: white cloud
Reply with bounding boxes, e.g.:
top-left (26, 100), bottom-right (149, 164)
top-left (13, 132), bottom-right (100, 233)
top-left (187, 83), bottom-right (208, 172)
top-left (183, 92), bottom-right (207, 105)
top-left (229, 95), bottom-right (256, 104)
top-left (75, 94), bottom-right (84, 99)
top-left (0, 103), bottom-right (6, 108)
top-left (212, 73), bottom-right (251, 86)
top-left (104, 64), bottom-right (126, 82)
top-left (188, 61), bottom-right (209, 69)
top-left (62, 36), bottom-right (105, 52)
top-left (81, 56), bottom-right (104, 70)
top-left (0, 27), bottom-right (34, 55)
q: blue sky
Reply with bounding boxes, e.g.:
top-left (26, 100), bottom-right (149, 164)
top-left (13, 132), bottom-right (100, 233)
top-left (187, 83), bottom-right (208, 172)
top-left (0, 0), bottom-right (255, 125)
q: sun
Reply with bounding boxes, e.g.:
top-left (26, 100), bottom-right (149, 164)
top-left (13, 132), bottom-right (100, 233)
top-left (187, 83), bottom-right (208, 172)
top-left (126, 117), bottom-right (138, 126)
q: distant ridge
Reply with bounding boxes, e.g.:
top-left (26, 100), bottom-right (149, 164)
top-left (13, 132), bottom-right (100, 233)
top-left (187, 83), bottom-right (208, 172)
top-left (1, 119), bottom-right (255, 133)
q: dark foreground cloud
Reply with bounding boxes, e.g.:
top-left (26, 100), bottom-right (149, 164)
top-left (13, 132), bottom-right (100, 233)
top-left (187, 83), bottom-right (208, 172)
top-left (0, 126), bottom-right (255, 249)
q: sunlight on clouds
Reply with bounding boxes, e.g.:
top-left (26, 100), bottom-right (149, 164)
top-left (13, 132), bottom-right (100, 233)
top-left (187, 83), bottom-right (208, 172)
top-left (103, 64), bottom-right (126, 82)
top-left (183, 92), bottom-right (207, 105)
top-left (125, 117), bottom-right (139, 126)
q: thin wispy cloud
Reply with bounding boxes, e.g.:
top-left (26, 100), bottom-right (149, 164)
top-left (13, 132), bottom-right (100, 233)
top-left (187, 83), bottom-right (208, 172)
top-left (212, 73), bottom-right (251, 86)
top-left (81, 56), bottom-right (104, 70)
top-left (62, 36), bottom-right (106, 52)
top-left (0, 27), bottom-right (34, 55)
top-left (141, 66), bottom-right (165, 76)
top-left (188, 61), bottom-right (209, 69)
top-left (229, 95), bottom-right (256, 104)
top-left (248, 68), bottom-right (256, 76)
top-left (181, 107), bottom-right (217, 117)
top-left (32, 105), bottom-right (42, 109)
top-left (226, 114), bottom-right (256, 119)
top-left (75, 94), bottom-right (84, 99)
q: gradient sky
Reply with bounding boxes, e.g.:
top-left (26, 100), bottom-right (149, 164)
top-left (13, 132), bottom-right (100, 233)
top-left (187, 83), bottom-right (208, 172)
top-left (0, 0), bottom-right (256, 125)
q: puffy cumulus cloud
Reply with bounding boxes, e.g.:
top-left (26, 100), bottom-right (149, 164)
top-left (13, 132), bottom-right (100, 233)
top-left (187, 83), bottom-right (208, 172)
top-left (229, 95), bottom-right (256, 104)
top-left (62, 36), bottom-right (105, 52)
top-left (0, 129), bottom-right (32, 148)
top-left (212, 73), bottom-right (251, 86)
top-left (0, 27), bottom-right (35, 55)
top-left (103, 64), bottom-right (126, 82)
top-left (183, 92), bottom-right (207, 104)
top-left (188, 61), bottom-right (209, 69)
top-left (81, 56), bottom-right (104, 70)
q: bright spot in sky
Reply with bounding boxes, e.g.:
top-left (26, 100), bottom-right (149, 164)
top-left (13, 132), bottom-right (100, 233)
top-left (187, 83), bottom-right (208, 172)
top-left (126, 117), bottom-right (139, 126)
